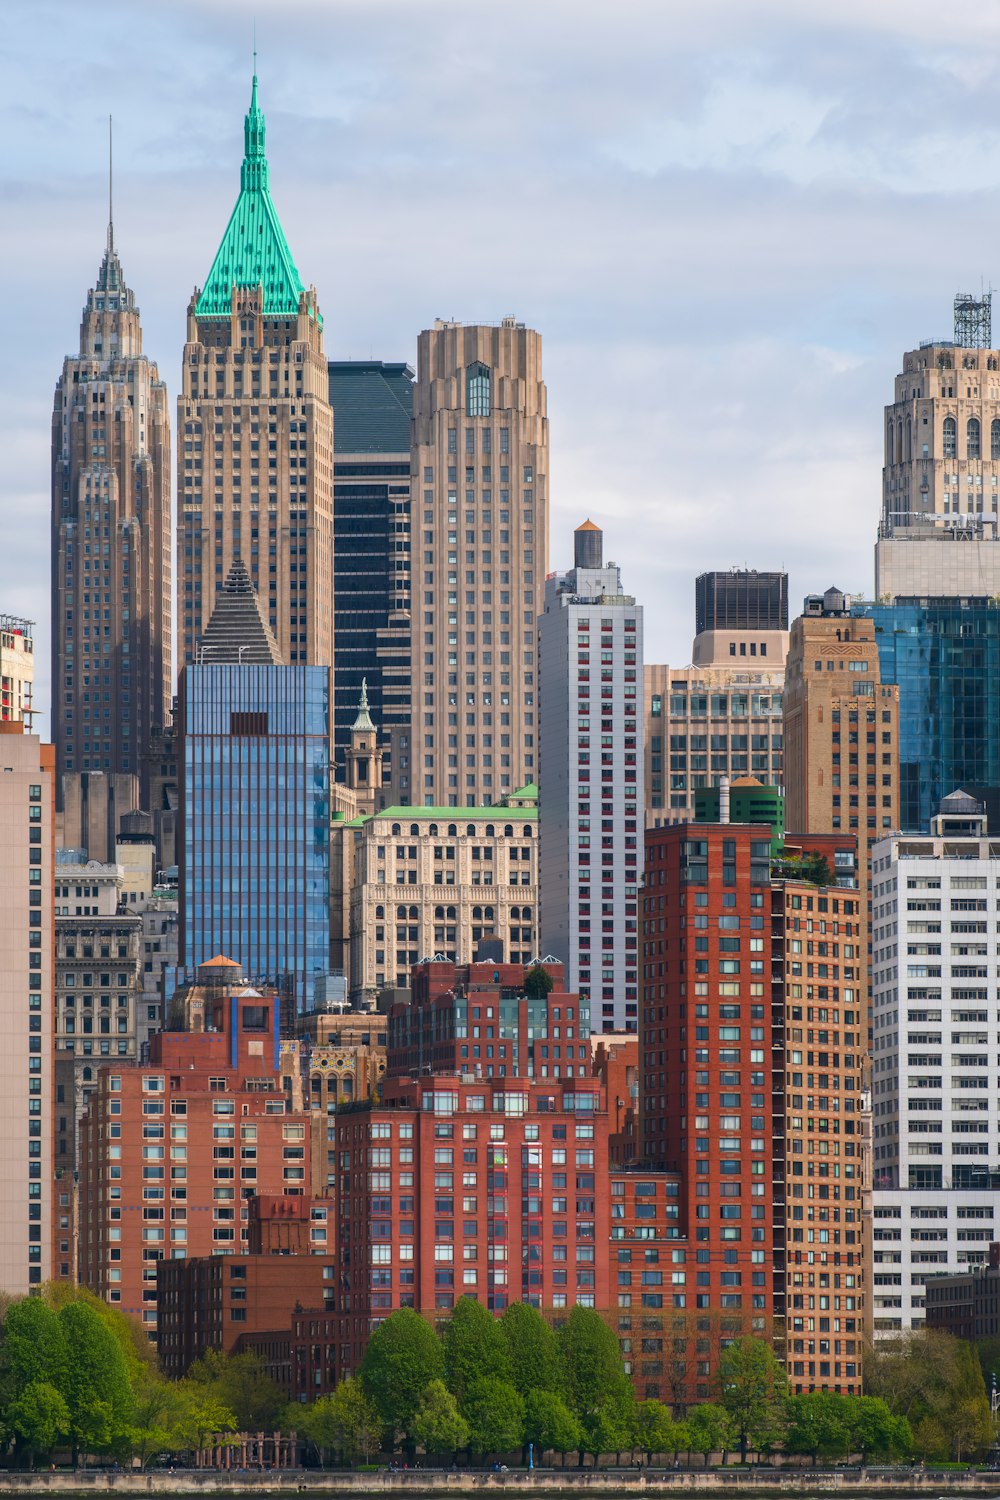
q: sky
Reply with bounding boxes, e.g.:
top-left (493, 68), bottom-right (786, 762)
top-left (3, 0), bottom-right (999, 731)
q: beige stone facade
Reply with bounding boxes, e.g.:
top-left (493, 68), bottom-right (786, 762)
top-left (407, 319), bottom-right (547, 806)
top-left (178, 289), bottom-right (333, 669)
top-left (0, 725), bottom-right (55, 1293)
top-left (644, 662), bottom-right (786, 825)
top-left (346, 798), bottom-right (539, 999)
top-left (877, 337), bottom-right (1000, 596)
top-left (0, 616), bottom-right (34, 725)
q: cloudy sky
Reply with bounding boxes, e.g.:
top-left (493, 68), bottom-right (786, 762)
top-left (3, 0), bottom-right (997, 728)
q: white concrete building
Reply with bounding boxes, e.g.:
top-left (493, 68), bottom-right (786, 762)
top-left (871, 789), bottom-right (1000, 1332)
top-left (538, 521), bottom-right (643, 1033)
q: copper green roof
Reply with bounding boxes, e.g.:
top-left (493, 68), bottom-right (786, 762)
top-left (344, 805), bottom-right (538, 830)
top-left (195, 73), bottom-right (313, 321)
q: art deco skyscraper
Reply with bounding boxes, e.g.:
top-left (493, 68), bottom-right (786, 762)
top-left (51, 204), bottom-right (171, 802)
top-left (408, 319), bottom-right (547, 807)
top-left (179, 72), bottom-right (333, 669)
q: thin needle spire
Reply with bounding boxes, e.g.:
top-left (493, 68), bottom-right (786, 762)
top-left (107, 114), bottom-right (114, 254)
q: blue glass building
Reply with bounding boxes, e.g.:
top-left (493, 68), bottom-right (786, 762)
top-left (851, 596), bottom-right (1000, 831)
top-left (179, 562), bottom-right (330, 1012)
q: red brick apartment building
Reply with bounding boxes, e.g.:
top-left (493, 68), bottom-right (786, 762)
top-left (78, 957), bottom-right (319, 1335)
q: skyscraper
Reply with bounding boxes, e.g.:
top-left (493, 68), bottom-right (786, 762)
top-left (410, 318), bottom-right (547, 806)
top-left (179, 71), bottom-right (333, 669)
top-left (51, 201), bottom-right (171, 801)
top-left (539, 522), bottom-right (643, 1032)
top-left (178, 562), bottom-right (330, 1013)
top-left (328, 360), bottom-right (413, 787)
top-left (0, 722), bottom-right (55, 1292)
top-left (877, 293), bottom-right (1000, 598)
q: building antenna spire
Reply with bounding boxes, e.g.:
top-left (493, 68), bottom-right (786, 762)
top-left (107, 114), bottom-right (114, 254)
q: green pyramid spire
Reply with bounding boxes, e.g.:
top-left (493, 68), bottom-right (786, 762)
top-left (195, 71), bottom-right (312, 321)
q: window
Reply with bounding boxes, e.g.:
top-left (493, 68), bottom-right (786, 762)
top-left (992, 419), bottom-right (1000, 460)
top-left (943, 416), bottom-right (957, 458)
top-left (467, 363), bottom-right (491, 418)
top-left (968, 416), bottom-right (981, 459)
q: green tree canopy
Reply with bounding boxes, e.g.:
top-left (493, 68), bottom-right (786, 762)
top-left (524, 965), bottom-right (555, 998)
top-left (6, 1382), bottom-right (70, 1470)
top-left (443, 1297), bottom-right (511, 1401)
top-left (866, 1329), bottom-right (992, 1461)
top-left (686, 1403), bottom-right (733, 1468)
top-left (850, 1396), bottom-right (911, 1463)
top-left (500, 1303), bottom-right (561, 1399)
top-left (784, 1392), bottom-right (852, 1465)
top-left (0, 1298), bottom-right (69, 1407)
top-left (358, 1308), bottom-right (444, 1438)
top-left (557, 1307), bottom-right (630, 1424)
top-left (523, 1390), bottom-right (580, 1460)
top-left (462, 1376), bottom-right (525, 1457)
top-left (185, 1347), bottom-right (285, 1433)
top-left (636, 1400), bottom-right (688, 1463)
top-left (717, 1337), bottom-right (787, 1462)
top-left (411, 1380), bottom-right (469, 1457)
top-left (58, 1301), bottom-right (134, 1461)
top-left (302, 1379), bottom-right (383, 1466)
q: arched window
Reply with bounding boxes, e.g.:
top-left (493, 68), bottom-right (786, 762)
top-left (485, 907), bottom-right (495, 922)
top-left (523, 826), bottom-right (533, 838)
top-left (410, 824), bottom-right (420, 837)
top-left (341, 1074), bottom-right (354, 1099)
top-left (968, 417), bottom-right (981, 459)
top-left (409, 905), bottom-right (418, 919)
top-left (905, 416), bottom-right (912, 460)
top-left (943, 417), bottom-right (957, 458)
top-left (466, 362), bottom-right (491, 417)
top-left (447, 906), bottom-right (456, 920)
top-left (391, 823), bottom-right (401, 836)
top-left (428, 824), bottom-right (438, 836)
top-left (897, 421), bottom-right (904, 464)
top-left (473, 906), bottom-right (482, 921)
top-left (311, 1074), bottom-right (323, 1096)
top-left (467, 824), bottom-right (477, 837)
top-left (447, 824), bottom-right (457, 838)
top-left (396, 905), bottom-right (407, 918)
top-left (504, 824), bottom-right (513, 838)
top-left (435, 905), bottom-right (444, 920)
top-left (991, 420), bottom-right (1000, 459)
top-left (887, 423), bottom-right (895, 465)
top-left (375, 905), bottom-right (384, 920)
top-left (485, 824), bottom-right (495, 837)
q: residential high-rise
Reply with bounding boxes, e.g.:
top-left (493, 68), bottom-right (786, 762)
top-left (0, 722), bottom-right (55, 1292)
top-left (178, 562), bottom-right (330, 1013)
top-left (1, 616), bottom-right (34, 725)
top-left (645, 570), bottom-right (788, 826)
top-left (871, 792), bottom-right (1000, 1334)
top-left (328, 360), bottom-right (413, 786)
top-left (410, 318), bottom-right (547, 806)
top-left (179, 71), bottom-right (333, 669)
top-left (539, 522), bottom-right (643, 1032)
top-left (876, 293), bottom-right (1000, 598)
top-left (51, 207), bottom-right (171, 800)
top-left (851, 596), bottom-right (1000, 833)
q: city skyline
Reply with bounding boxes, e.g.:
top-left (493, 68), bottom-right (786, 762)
top-left (5, 0), bottom-right (1000, 721)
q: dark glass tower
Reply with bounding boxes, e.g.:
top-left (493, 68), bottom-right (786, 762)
top-left (695, 570), bottom-right (788, 634)
top-left (852, 596), bottom-right (1000, 832)
top-left (328, 361), bottom-right (413, 787)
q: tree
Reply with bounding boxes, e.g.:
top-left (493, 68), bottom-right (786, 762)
top-left (462, 1376), bottom-right (525, 1458)
top-left (443, 1297), bottom-right (510, 1401)
top-left (523, 1391), bottom-right (580, 1466)
top-left (717, 1336), bottom-right (787, 1463)
top-left (784, 1392), bottom-right (852, 1466)
top-left (174, 1387), bottom-right (237, 1455)
top-left (186, 1347), bottom-right (285, 1433)
top-left (524, 965), bottom-right (554, 998)
top-left (58, 1300), bottom-right (134, 1462)
top-left (0, 1297), bottom-right (69, 1404)
top-left (685, 1403), bottom-right (732, 1468)
top-left (850, 1396), bottom-right (911, 1464)
top-left (125, 1374), bottom-right (192, 1469)
top-left (411, 1380), bottom-right (468, 1458)
top-left (357, 1307), bottom-right (444, 1441)
top-left (42, 1282), bottom-right (154, 1386)
top-left (636, 1400), bottom-right (688, 1466)
top-left (500, 1303), bottom-right (561, 1399)
top-left (866, 1329), bottom-right (991, 1462)
top-left (6, 1382), bottom-right (70, 1469)
top-left (304, 1379), bottom-right (383, 1466)
top-left (579, 1388), bottom-right (637, 1466)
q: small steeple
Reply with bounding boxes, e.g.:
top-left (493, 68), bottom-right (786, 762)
top-left (242, 64), bottom-right (268, 190)
top-left (352, 677), bottom-right (376, 733)
top-left (94, 114), bottom-right (128, 298)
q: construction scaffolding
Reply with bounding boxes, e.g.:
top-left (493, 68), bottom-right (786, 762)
top-left (954, 291), bottom-right (992, 349)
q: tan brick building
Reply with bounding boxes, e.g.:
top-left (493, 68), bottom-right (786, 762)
top-left (178, 71), bottom-right (333, 669)
top-left (407, 320), bottom-right (547, 806)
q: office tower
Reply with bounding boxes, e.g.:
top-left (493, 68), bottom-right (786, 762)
top-left (51, 203), bottom-right (171, 801)
top-left (179, 71), bottom-right (333, 669)
top-left (78, 957), bottom-right (317, 1332)
top-left (871, 792), bottom-right (1000, 1334)
top-left (539, 522), bottom-right (643, 1032)
top-left (345, 790), bottom-right (538, 1000)
top-left (52, 853), bottom-right (143, 1281)
top-left (851, 596), bottom-right (1000, 833)
top-left (693, 569), bottom-right (789, 665)
top-left (877, 292), bottom-right (1000, 598)
top-left (328, 361), bottom-right (413, 786)
top-left (645, 569), bottom-right (788, 826)
top-left (280, 1011), bottom-right (387, 1143)
top-left (0, 722), bottom-right (55, 1292)
top-left (1, 615), bottom-right (34, 724)
top-left (178, 562), bottom-right (330, 1012)
top-left (410, 318), bottom-right (547, 806)
top-left (783, 588), bottom-right (899, 866)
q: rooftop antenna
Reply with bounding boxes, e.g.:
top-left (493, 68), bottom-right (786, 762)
top-left (107, 114), bottom-right (114, 254)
